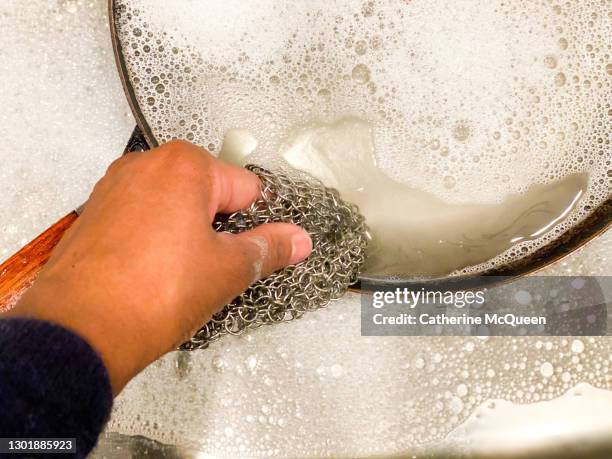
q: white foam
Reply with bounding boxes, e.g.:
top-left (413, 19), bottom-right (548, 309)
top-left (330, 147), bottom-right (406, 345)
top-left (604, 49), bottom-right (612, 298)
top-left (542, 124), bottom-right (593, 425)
top-left (106, 303), bottom-right (612, 456)
top-left (0, 0), bottom-right (134, 260)
top-left (439, 383), bottom-right (612, 456)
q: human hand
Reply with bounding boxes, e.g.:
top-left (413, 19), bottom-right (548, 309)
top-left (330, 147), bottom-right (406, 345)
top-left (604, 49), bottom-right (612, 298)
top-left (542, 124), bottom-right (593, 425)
top-left (6, 140), bottom-right (312, 394)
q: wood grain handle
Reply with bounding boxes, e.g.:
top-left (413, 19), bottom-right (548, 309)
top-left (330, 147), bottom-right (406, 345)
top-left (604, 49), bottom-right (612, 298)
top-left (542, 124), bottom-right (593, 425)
top-left (0, 212), bottom-right (78, 311)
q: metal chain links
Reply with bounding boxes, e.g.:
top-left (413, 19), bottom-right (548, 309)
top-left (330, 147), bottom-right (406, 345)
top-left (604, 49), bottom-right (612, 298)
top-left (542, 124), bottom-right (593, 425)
top-left (181, 165), bottom-right (370, 350)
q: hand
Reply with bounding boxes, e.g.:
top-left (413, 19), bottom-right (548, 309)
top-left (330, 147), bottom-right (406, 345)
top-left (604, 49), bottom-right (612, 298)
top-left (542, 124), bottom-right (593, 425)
top-left (6, 140), bottom-right (312, 394)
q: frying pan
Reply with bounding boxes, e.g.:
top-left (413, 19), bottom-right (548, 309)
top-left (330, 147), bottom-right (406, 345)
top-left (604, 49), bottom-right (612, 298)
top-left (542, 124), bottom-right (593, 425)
top-left (0, 0), bottom-right (610, 310)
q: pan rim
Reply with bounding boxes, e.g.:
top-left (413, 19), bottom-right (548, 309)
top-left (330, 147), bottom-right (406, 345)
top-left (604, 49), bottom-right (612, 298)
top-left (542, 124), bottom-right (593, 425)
top-left (109, 0), bottom-right (159, 149)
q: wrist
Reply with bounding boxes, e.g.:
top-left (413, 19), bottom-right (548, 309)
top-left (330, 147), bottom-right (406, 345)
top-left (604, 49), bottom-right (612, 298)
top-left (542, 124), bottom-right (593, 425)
top-left (7, 276), bottom-right (147, 395)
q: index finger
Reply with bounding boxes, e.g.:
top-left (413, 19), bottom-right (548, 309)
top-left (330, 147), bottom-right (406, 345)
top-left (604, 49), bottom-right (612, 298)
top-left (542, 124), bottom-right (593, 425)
top-left (206, 156), bottom-right (262, 219)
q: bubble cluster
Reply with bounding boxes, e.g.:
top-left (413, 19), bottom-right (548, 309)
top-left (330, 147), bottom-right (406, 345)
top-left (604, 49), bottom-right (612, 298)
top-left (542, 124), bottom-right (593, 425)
top-left (0, 0), bottom-right (134, 261)
top-left (105, 298), bottom-right (612, 457)
top-left (114, 0), bottom-right (611, 276)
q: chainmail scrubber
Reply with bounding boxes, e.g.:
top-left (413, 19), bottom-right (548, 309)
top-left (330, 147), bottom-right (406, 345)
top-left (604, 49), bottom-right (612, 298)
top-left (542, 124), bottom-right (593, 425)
top-left (181, 165), bottom-right (370, 350)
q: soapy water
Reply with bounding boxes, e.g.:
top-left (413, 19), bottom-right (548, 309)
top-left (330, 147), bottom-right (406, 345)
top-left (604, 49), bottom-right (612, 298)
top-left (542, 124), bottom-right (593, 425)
top-left (104, 304), bottom-right (612, 457)
top-left (0, 0), bottom-right (134, 260)
top-left (221, 118), bottom-right (588, 277)
top-left (114, 0), bottom-right (611, 277)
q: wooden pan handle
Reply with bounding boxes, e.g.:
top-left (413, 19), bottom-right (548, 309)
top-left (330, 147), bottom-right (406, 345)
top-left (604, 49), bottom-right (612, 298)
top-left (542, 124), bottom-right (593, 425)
top-left (0, 212), bottom-right (78, 311)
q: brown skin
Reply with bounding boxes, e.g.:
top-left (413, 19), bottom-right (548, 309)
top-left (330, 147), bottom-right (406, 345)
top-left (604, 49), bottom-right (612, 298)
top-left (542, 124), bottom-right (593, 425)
top-left (4, 140), bottom-right (312, 395)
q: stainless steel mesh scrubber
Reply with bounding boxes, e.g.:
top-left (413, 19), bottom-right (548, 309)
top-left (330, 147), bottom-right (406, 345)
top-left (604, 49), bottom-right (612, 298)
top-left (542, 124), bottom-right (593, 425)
top-left (181, 165), bottom-right (370, 350)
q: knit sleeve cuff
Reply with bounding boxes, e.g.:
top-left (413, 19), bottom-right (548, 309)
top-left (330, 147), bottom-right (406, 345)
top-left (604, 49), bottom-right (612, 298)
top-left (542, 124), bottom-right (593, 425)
top-left (0, 317), bottom-right (113, 458)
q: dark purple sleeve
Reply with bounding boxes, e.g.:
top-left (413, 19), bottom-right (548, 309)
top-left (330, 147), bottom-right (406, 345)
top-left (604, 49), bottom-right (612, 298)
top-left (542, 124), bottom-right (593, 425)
top-left (0, 318), bottom-right (113, 458)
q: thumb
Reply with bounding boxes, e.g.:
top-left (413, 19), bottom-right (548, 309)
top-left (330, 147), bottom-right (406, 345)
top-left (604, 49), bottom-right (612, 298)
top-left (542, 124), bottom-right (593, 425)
top-left (223, 222), bottom-right (313, 286)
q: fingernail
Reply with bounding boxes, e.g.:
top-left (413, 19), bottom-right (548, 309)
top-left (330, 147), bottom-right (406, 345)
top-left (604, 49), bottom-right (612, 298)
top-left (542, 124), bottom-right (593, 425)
top-left (290, 231), bottom-right (313, 264)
